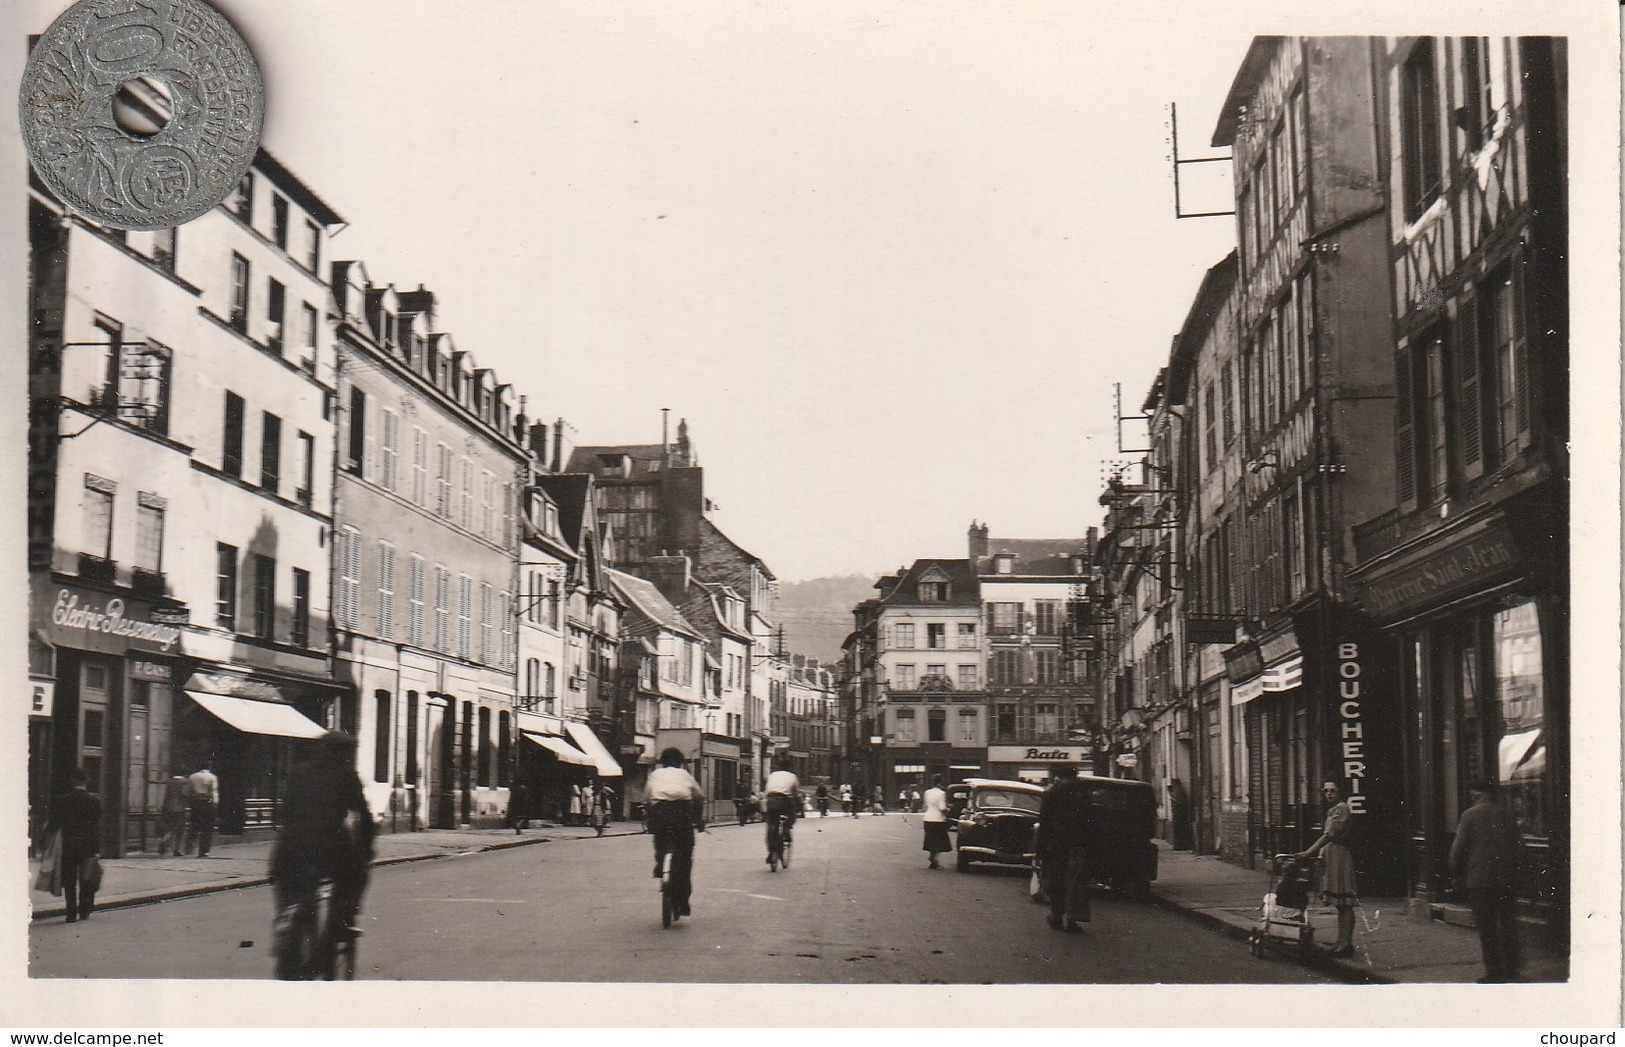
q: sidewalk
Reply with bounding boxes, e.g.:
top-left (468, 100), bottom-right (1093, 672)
top-left (28, 820), bottom-right (645, 920)
top-left (1148, 842), bottom-right (1569, 984)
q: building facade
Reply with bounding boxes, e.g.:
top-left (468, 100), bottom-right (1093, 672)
top-left (969, 525), bottom-right (1096, 783)
top-left (1348, 37), bottom-right (1568, 933)
top-left (29, 151), bottom-right (344, 854)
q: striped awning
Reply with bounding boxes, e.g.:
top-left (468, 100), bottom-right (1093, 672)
top-left (1231, 654), bottom-right (1305, 706)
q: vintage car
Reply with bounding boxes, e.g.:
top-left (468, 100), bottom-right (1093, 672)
top-left (953, 778), bottom-right (1045, 872)
top-left (1025, 773), bottom-right (1159, 897)
top-left (944, 782), bottom-right (974, 823)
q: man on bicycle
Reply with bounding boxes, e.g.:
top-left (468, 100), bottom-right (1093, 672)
top-left (646, 747), bottom-right (706, 917)
top-left (762, 760), bottom-right (801, 867)
top-left (270, 730), bottom-right (375, 980)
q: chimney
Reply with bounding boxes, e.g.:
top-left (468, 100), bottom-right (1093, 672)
top-left (968, 521), bottom-right (990, 560)
top-left (644, 554), bottom-right (691, 601)
top-left (551, 418), bottom-right (565, 473)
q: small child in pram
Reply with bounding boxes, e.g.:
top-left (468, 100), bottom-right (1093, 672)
top-left (1248, 853), bottom-right (1316, 956)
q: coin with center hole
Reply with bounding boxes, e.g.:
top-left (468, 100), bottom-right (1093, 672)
top-left (19, 0), bottom-right (264, 230)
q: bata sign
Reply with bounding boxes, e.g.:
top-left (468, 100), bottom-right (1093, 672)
top-left (988, 745), bottom-right (1090, 763)
top-left (52, 589), bottom-right (182, 651)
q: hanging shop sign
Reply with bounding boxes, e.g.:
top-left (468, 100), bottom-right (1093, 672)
top-left (1335, 642), bottom-right (1370, 816)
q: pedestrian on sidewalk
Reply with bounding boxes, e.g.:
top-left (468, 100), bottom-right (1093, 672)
top-left (185, 764), bottom-right (219, 857)
top-left (1449, 780), bottom-right (1525, 983)
top-left (591, 782), bottom-right (615, 836)
top-left (871, 785), bottom-right (886, 816)
top-left (508, 778), bottom-right (531, 834)
top-left (1297, 780), bottom-right (1359, 957)
top-left (839, 782), bottom-right (855, 817)
top-left (910, 787), bottom-right (922, 814)
top-left (157, 773), bottom-right (189, 856)
top-left (46, 768), bottom-right (104, 923)
top-left (920, 776), bottom-right (952, 869)
top-left (1036, 763), bottom-right (1092, 932)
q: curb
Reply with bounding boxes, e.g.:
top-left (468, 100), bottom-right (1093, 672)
top-left (1147, 888), bottom-right (1396, 985)
top-left (30, 827), bottom-right (645, 922)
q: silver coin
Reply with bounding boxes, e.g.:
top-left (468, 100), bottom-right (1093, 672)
top-left (20, 0), bottom-right (264, 230)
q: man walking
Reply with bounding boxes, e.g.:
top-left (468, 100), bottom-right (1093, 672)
top-left (1036, 763), bottom-right (1092, 932)
top-left (1450, 781), bottom-right (1525, 982)
top-left (185, 764), bottom-right (219, 857)
top-left (46, 768), bottom-right (104, 922)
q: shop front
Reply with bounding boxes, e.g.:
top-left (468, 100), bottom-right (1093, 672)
top-left (883, 749), bottom-right (986, 795)
top-left (516, 714), bottom-right (595, 823)
top-left (986, 744), bottom-right (1092, 783)
top-left (173, 665), bottom-right (337, 837)
top-left (1350, 507), bottom-right (1567, 935)
top-left (1225, 609), bottom-right (1407, 891)
top-left (33, 577), bottom-right (187, 856)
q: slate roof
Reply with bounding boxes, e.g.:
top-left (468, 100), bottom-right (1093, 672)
top-left (975, 538), bottom-right (1089, 578)
top-left (608, 569), bottom-right (704, 640)
top-left (875, 559), bottom-right (980, 607)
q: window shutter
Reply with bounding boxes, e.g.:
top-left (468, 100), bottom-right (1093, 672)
top-left (1394, 346), bottom-right (1417, 509)
top-left (1511, 268), bottom-right (1532, 448)
top-left (1454, 293), bottom-right (1484, 479)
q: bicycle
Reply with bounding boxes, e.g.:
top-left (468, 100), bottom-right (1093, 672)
top-left (656, 824), bottom-right (706, 928)
top-left (274, 878), bottom-right (359, 980)
top-left (766, 809), bottom-right (795, 872)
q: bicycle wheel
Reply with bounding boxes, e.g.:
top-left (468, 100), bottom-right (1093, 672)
top-left (781, 833), bottom-right (792, 870)
top-left (331, 937), bottom-right (357, 980)
top-left (661, 882), bottom-right (675, 928)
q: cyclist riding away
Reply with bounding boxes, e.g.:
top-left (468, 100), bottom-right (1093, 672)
top-left (815, 781), bottom-right (830, 818)
top-left (763, 760), bottom-right (801, 868)
top-left (647, 747), bottom-right (706, 918)
top-left (270, 730), bottom-right (376, 980)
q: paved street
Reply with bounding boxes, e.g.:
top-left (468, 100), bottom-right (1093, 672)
top-left (29, 815), bottom-right (1330, 984)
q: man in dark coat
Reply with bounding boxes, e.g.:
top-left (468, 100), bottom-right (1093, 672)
top-left (1449, 780), bottom-right (1525, 982)
top-left (1035, 764), bottom-right (1092, 932)
top-left (47, 768), bottom-right (104, 922)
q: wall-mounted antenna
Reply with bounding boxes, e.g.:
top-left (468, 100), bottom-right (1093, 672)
top-left (1170, 102), bottom-right (1235, 220)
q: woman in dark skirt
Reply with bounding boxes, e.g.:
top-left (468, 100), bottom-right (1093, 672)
top-left (920, 776), bottom-right (953, 869)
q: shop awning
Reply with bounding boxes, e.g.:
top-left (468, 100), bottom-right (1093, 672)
top-left (893, 764), bottom-right (926, 773)
top-left (949, 764), bottom-right (983, 771)
top-left (185, 691), bottom-right (327, 739)
top-left (564, 721), bottom-right (624, 778)
top-left (521, 731), bottom-right (596, 767)
top-left (1231, 654), bottom-right (1304, 706)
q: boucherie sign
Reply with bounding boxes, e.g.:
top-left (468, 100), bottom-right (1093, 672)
top-left (52, 588), bottom-right (181, 652)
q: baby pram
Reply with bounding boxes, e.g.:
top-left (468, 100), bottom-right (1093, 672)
top-left (1248, 853), bottom-right (1316, 957)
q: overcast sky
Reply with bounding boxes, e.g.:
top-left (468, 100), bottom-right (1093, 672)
top-left (6, 2), bottom-right (1592, 583)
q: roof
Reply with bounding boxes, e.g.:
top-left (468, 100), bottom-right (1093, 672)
top-left (1166, 252), bottom-right (1239, 404)
top-left (1212, 37), bottom-right (1288, 147)
top-left (534, 473), bottom-right (593, 553)
top-left (876, 559), bottom-right (980, 607)
top-left (975, 539), bottom-right (1088, 578)
top-left (254, 148), bottom-right (344, 228)
top-left (699, 517), bottom-right (775, 581)
top-left (607, 569), bottom-right (703, 640)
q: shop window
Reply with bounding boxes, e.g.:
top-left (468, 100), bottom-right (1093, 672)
top-left (1493, 602), bottom-right (1545, 838)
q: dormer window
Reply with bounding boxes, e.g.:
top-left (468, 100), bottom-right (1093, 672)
top-left (995, 554), bottom-right (1014, 575)
top-left (918, 581), bottom-right (949, 602)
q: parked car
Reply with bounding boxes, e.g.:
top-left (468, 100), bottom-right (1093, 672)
top-left (953, 778), bottom-right (1045, 872)
top-left (1031, 774), bottom-right (1159, 898)
top-left (945, 782), bottom-right (974, 823)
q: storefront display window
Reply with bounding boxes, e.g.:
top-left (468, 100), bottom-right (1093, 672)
top-left (1493, 601), bottom-right (1545, 838)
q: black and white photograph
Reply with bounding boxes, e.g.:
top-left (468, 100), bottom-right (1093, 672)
top-left (3, 0), bottom-right (1619, 1032)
